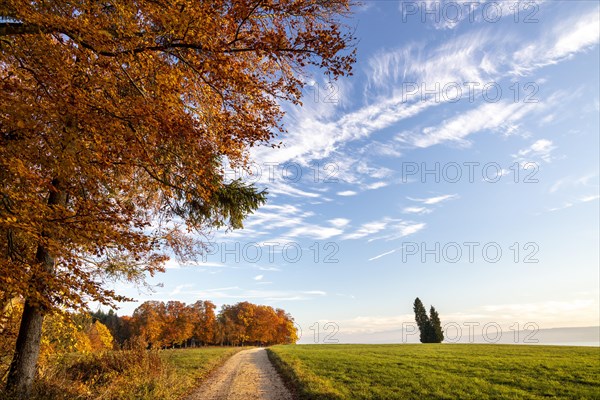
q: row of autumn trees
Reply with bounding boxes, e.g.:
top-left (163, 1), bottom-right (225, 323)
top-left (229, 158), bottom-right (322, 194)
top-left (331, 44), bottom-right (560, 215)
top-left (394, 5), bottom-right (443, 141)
top-left (93, 300), bottom-right (298, 348)
top-left (1, 298), bottom-right (296, 377)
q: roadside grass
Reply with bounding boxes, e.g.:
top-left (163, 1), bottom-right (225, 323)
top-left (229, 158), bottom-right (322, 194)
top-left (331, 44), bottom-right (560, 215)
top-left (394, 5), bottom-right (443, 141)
top-left (1, 346), bottom-right (243, 400)
top-left (160, 346), bottom-right (244, 396)
top-left (268, 344), bottom-right (600, 399)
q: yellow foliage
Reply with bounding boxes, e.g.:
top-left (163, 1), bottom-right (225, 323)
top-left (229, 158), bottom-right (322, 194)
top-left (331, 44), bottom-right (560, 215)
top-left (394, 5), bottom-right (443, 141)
top-left (87, 320), bottom-right (114, 351)
top-left (0, 297), bottom-right (24, 377)
top-left (40, 313), bottom-right (92, 366)
top-left (1, 300), bottom-right (95, 375)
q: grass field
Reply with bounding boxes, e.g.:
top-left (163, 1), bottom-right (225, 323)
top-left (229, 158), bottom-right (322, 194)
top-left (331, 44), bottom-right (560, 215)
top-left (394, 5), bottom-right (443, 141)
top-left (267, 344), bottom-right (600, 399)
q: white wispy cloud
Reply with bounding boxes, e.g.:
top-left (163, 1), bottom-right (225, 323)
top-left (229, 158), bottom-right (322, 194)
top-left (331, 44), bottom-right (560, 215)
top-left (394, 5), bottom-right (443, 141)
top-left (515, 139), bottom-right (556, 163)
top-left (213, 200), bottom-right (353, 243)
top-left (329, 218), bottom-right (351, 228)
top-left (244, 205), bottom-right (308, 228)
top-left (165, 287), bottom-right (328, 302)
top-left (408, 194), bottom-right (458, 205)
top-left (197, 261), bottom-right (228, 267)
top-left (257, 266), bottom-right (281, 272)
top-left (402, 206), bottom-right (432, 215)
top-left (366, 181), bottom-right (389, 190)
top-left (326, 159), bottom-right (397, 196)
top-left (283, 225), bottom-right (343, 240)
top-left (480, 299), bottom-right (597, 325)
top-left (170, 284), bottom-right (194, 295)
top-left (399, 100), bottom-right (543, 148)
top-left (363, 6), bottom-right (597, 154)
top-left (245, 5), bottom-right (599, 194)
top-left (237, 5), bottom-right (598, 217)
top-left (382, 222), bottom-right (426, 240)
top-left (375, 5), bottom-right (598, 91)
top-left (512, 7), bottom-right (600, 75)
top-left (550, 173), bottom-right (598, 193)
top-left (546, 203), bottom-right (573, 212)
top-left (335, 293), bottom-right (356, 299)
top-left (546, 194), bottom-right (600, 213)
top-left (239, 204), bottom-right (313, 237)
top-left (267, 182), bottom-right (322, 198)
top-left (343, 218), bottom-right (425, 241)
top-left (303, 290), bottom-right (327, 296)
top-left (366, 31), bottom-right (493, 91)
top-left (368, 249), bottom-right (397, 261)
top-left (355, 161), bottom-right (394, 180)
top-left (252, 87), bottom-right (436, 176)
top-left (343, 220), bottom-right (387, 240)
top-left (580, 194), bottom-right (600, 203)
top-left (397, 1), bottom-right (548, 31)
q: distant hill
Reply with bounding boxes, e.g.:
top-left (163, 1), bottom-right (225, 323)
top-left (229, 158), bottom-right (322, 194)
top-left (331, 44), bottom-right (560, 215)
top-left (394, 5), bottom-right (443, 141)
top-left (330, 326), bottom-right (600, 346)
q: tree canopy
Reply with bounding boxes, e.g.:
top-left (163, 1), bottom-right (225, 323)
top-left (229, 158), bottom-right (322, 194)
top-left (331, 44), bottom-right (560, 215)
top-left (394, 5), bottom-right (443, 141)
top-left (1, 0), bottom-right (355, 314)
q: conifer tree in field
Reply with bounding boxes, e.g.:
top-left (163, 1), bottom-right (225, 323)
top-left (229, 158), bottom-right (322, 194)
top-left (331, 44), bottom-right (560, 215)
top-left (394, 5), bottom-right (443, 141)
top-left (429, 306), bottom-right (444, 343)
top-left (413, 297), bottom-right (431, 343)
top-left (413, 298), bottom-right (444, 343)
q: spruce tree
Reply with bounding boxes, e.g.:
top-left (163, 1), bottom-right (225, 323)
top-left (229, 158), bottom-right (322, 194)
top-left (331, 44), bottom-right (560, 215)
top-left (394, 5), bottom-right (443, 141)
top-left (413, 297), bottom-right (432, 343)
top-left (429, 306), bottom-right (444, 343)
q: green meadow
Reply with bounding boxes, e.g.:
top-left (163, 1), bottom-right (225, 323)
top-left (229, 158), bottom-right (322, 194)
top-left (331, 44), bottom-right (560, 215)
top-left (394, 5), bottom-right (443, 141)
top-left (267, 344), bottom-right (600, 399)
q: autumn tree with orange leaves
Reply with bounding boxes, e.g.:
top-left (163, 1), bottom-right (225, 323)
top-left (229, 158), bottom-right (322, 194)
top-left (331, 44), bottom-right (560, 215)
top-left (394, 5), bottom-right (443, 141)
top-left (190, 300), bottom-right (217, 346)
top-left (126, 300), bottom-right (297, 348)
top-left (0, 0), bottom-right (355, 396)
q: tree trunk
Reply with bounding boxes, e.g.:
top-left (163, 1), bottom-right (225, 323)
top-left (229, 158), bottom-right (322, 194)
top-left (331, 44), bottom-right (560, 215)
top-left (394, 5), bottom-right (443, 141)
top-left (5, 298), bottom-right (45, 398)
top-left (5, 179), bottom-right (66, 398)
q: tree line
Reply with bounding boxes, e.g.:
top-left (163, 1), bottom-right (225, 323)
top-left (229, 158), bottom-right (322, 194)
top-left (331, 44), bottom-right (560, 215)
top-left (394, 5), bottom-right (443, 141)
top-left (92, 300), bottom-right (298, 348)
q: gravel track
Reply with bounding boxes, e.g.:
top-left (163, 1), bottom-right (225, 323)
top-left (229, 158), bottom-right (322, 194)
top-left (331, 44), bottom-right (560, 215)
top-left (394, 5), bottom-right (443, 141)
top-left (185, 348), bottom-right (293, 400)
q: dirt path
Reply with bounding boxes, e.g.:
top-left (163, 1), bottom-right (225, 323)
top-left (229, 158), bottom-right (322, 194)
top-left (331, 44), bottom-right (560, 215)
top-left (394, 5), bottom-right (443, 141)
top-left (185, 348), bottom-right (293, 400)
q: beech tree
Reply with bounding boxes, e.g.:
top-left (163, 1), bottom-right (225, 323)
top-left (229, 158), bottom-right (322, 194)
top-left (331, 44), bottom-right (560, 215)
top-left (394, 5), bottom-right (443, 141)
top-left (1, 0), bottom-right (355, 396)
top-left (215, 301), bottom-right (296, 346)
top-left (274, 308), bottom-right (298, 345)
top-left (190, 300), bottom-right (217, 346)
top-left (131, 301), bottom-right (165, 348)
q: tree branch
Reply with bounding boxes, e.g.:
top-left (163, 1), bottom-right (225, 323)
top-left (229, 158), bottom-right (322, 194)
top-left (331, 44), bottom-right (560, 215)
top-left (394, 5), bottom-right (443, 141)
top-left (0, 22), bottom-right (51, 36)
top-left (1, 21), bottom-right (319, 62)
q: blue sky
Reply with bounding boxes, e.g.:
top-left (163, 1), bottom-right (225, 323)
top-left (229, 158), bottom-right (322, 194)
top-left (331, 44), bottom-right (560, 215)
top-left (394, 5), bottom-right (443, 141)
top-left (109, 1), bottom-right (599, 343)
